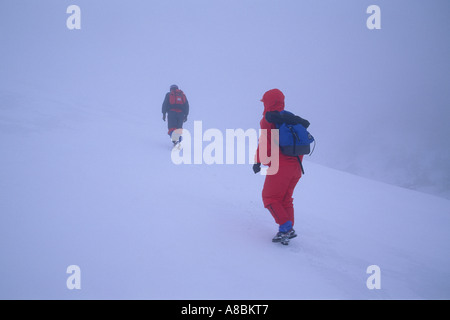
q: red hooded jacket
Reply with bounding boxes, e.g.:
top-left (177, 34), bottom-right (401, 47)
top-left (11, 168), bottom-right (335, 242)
top-left (255, 89), bottom-right (303, 167)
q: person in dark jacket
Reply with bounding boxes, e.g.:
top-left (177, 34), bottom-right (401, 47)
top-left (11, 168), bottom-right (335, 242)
top-left (162, 84), bottom-right (189, 145)
top-left (253, 89), bottom-right (310, 245)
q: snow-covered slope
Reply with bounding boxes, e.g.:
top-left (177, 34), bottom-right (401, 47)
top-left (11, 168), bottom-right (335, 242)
top-left (1, 89), bottom-right (449, 299)
top-left (1, 0), bottom-right (449, 300)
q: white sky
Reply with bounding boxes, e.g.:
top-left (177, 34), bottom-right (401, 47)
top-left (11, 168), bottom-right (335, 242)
top-left (1, 0), bottom-right (449, 197)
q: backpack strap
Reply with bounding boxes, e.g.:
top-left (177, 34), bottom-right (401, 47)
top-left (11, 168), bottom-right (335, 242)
top-left (296, 156), bottom-right (305, 175)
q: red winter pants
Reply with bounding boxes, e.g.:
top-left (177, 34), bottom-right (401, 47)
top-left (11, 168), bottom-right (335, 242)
top-left (262, 162), bottom-right (302, 227)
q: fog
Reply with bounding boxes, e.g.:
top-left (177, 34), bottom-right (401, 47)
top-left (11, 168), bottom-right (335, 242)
top-left (1, 0), bottom-right (449, 198)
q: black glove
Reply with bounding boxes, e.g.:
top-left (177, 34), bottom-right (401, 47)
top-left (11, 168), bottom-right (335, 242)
top-left (162, 113), bottom-right (166, 121)
top-left (183, 115), bottom-right (188, 123)
top-left (253, 163), bottom-right (261, 174)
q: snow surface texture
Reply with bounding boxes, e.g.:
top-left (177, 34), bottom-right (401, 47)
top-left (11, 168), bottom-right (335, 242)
top-left (1, 0), bottom-right (449, 299)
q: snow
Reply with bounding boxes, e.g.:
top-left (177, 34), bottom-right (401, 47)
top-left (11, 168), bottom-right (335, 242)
top-left (1, 87), bottom-right (449, 299)
top-left (1, 0), bottom-right (450, 300)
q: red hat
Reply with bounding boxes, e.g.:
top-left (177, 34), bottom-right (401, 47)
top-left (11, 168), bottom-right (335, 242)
top-left (261, 89), bottom-right (285, 114)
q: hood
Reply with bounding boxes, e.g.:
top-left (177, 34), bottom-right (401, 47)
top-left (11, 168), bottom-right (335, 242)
top-left (261, 89), bottom-right (285, 114)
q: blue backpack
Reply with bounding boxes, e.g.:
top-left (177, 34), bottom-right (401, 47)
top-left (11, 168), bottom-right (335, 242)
top-left (276, 110), bottom-right (315, 157)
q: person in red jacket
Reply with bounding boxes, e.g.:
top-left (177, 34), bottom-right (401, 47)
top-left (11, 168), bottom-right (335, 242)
top-left (162, 84), bottom-right (189, 146)
top-left (253, 89), bottom-right (310, 245)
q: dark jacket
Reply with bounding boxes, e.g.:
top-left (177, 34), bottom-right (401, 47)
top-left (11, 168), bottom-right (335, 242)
top-left (265, 111), bottom-right (310, 128)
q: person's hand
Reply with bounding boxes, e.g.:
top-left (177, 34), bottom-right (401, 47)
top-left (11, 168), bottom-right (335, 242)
top-left (162, 114), bottom-right (166, 121)
top-left (253, 163), bottom-right (261, 174)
